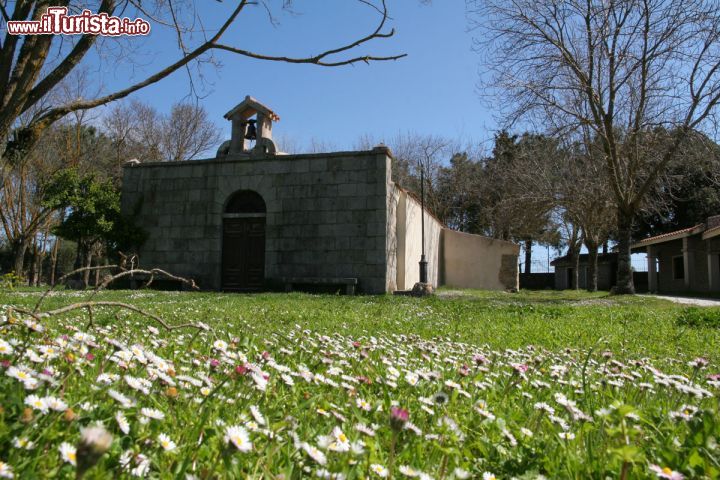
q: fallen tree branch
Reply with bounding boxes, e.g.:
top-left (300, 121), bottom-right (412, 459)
top-left (86, 268), bottom-right (199, 302)
top-left (33, 265), bottom-right (121, 313)
top-left (20, 258), bottom-right (206, 333)
top-left (15, 302), bottom-right (208, 332)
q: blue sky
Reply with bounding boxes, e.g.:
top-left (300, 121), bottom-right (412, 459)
top-left (94, 1), bottom-right (496, 152)
top-left (88, 1), bottom-right (648, 268)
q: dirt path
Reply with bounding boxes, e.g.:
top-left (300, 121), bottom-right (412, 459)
top-left (649, 295), bottom-right (720, 307)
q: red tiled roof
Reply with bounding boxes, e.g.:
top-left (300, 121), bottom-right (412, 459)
top-left (632, 224), bottom-right (704, 248)
top-left (703, 224), bottom-right (720, 240)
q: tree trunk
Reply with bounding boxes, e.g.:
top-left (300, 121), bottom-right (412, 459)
top-left (572, 250), bottom-right (580, 290)
top-left (13, 238), bottom-right (29, 279)
top-left (524, 239), bottom-right (532, 274)
top-left (50, 237), bottom-right (60, 286)
top-left (613, 212), bottom-right (635, 294)
top-left (566, 244), bottom-right (580, 290)
top-left (28, 240), bottom-right (39, 286)
top-left (83, 248), bottom-right (93, 288)
top-left (586, 242), bottom-right (599, 292)
top-left (73, 240), bottom-right (86, 288)
top-left (94, 255), bottom-right (101, 287)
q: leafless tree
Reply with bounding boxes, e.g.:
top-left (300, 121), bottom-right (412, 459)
top-left (104, 100), bottom-right (220, 163)
top-left (476, 132), bottom-right (560, 269)
top-left (557, 141), bottom-right (616, 291)
top-left (161, 102), bottom-right (220, 162)
top-left (0, 1), bottom-right (406, 164)
top-left (470, 0), bottom-right (720, 293)
top-left (0, 1), bottom-right (405, 277)
top-left (355, 131), bottom-right (454, 218)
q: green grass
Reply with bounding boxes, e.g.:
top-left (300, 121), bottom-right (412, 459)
top-left (0, 288), bottom-right (719, 479)
top-left (3, 287), bottom-right (715, 366)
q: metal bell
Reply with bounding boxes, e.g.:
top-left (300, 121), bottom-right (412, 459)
top-left (245, 120), bottom-right (257, 140)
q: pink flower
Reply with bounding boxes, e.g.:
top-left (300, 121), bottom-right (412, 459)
top-left (390, 406), bottom-right (409, 430)
top-left (472, 354), bottom-right (489, 365)
top-left (209, 359), bottom-right (220, 369)
top-left (706, 373), bottom-right (720, 381)
top-left (511, 363), bottom-right (528, 374)
top-left (689, 357), bottom-right (709, 369)
top-left (235, 364), bottom-right (248, 376)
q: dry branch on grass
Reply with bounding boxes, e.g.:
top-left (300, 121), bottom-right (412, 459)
top-left (8, 260), bottom-right (208, 332)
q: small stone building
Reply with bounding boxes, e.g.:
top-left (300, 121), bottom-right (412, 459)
top-left (551, 253), bottom-right (618, 290)
top-left (120, 97), bottom-right (519, 293)
top-left (632, 215), bottom-right (720, 294)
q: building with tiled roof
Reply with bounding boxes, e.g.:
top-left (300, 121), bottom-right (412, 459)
top-left (631, 215), bottom-right (720, 294)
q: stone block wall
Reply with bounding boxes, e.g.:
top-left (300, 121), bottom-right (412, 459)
top-left (121, 149), bottom-right (393, 293)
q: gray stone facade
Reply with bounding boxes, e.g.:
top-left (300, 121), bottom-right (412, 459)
top-left (121, 148), bottom-right (394, 293)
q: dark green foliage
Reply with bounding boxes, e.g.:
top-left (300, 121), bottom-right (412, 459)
top-left (43, 168), bottom-right (146, 257)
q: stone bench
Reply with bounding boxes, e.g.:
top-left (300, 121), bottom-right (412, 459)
top-left (282, 277), bottom-right (358, 295)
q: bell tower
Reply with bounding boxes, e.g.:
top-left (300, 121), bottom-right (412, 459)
top-left (220, 96), bottom-right (280, 157)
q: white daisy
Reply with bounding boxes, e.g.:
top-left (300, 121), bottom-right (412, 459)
top-left (225, 425), bottom-right (252, 452)
top-left (45, 396), bottom-right (68, 412)
top-left (116, 411), bottom-right (130, 434)
top-left (24, 395), bottom-right (48, 414)
top-left (0, 339), bottom-right (14, 355)
top-left (12, 437), bottom-right (34, 450)
top-left (59, 442), bottom-right (77, 466)
top-left (301, 442), bottom-right (327, 465)
top-left (250, 405), bottom-right (266, 425)
top-left (157, 433), bottom-right (176, 452)
top-left (370, 464), bottom-right (389, 477)
top-left (140, 407), bottom-right (165, 421)
top-left (0, 461), bottom-right (14, 479)
top-left (399, 465), bottom-right (419, 477)
top-left (356, 398), bottom-right (372, 411)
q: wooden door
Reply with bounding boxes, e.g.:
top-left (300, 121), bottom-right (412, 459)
top-left (222, 217), bottom-right (265, 291)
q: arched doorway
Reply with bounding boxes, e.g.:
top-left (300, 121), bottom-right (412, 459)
top-left (222, 190), bottom-right (266, 291)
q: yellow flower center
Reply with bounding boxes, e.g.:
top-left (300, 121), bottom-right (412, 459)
top-left (233, 435), bottom-right (243, 445)
top-left (663, 467), bottom-right (673, 475)
top-left (18, 372), bottom-right (27, 379)
top-left (338, 433), bottom-right (347, 443)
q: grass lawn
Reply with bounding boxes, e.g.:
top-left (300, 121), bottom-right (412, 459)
top-left (0, 288), bottom-right (719, 478)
